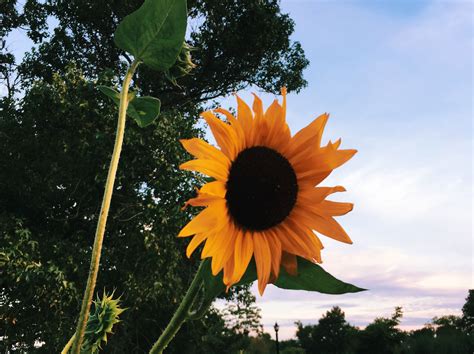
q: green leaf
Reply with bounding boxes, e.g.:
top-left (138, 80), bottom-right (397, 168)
top-left (274, 257), bottom-right (366, 294)
top-left (98, 85), bottom-right (120, 105)
top-left (98, 86), bottom-right (161, 127)
top-left (127, 96), bottom-right (161, 128)
top-left (200, 257), bottom-right (365, 303)
top-left (200, 259), bottom-right (257, 304)
top-left (114, 0), bottom-right (187, 71)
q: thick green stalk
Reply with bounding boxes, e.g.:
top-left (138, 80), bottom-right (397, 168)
top-left (149, 262), bottom-right (205, 354)
top-left (69, 60), bottom-right (140, 354)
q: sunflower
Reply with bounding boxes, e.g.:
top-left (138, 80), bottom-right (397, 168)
top-left (178, 88), bottom-right (356, 295)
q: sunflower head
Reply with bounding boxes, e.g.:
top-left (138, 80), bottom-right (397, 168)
top-left (179, 88), bottom-right (356, 295)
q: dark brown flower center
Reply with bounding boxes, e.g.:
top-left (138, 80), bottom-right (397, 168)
top-left (225, 146), bottom-right (298, 231)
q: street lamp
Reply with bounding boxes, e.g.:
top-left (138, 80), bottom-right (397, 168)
top-left (274, 322), bottom-right (280, 354)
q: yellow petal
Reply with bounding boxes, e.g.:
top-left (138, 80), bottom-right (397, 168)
top-left (233, 230), bottom-right (254, 284)
top-left (183, 194), bottom-right (223, 208)
top-left (210, 224), bottom-right (237, 275)
top-left (186, 233), bottom-right (208, 258)
top-left (180, 138), bottom-right (230, 167)
top-left (311, 200), bottom-right (354, 216)
top-left (180, 159), bottom-right (228, 181)
top-left (265, 230), bottom-right (282, 279)
top-left (285, 113), bottom-right (329, 159)
top-left (215, 108), bottom-right (246, 151)
top-left (253, 232), bottom-right (272, 295)
top-left (178, 201), bottom-right (226, 237)
top-left (292, 208), bottom-right (353, 244)
top-left (201, 111), bottom-right (239, 159)
top-left (199, 181), bottom-right (227, 198)
top-left (235, 94), bottom-right (254, 145)
top-left (296, 186), bottom-right (346, 206)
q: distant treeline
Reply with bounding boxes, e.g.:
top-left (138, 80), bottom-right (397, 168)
top-left (245, 290), bottom-right (473, 354)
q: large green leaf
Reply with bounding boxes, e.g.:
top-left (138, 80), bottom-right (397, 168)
top-left (114, 0), bottom-right (187, 71)
top-left (200, 257), bottom-right (365, 303)
top-left (274, 257), bottom-right (366, 294)
top-left (98, 86), bottom-right (161, 127)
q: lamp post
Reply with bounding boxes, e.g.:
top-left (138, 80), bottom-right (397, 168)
top-left (274, 322), bottom-right (280, 354)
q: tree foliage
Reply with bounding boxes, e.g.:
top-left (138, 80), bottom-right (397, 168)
top-left (0, 0), bottom-right (309, 352)
top-left (291, 293), bottom-right (474, 354)
top-left (296, 307), bottom-right (359, 354)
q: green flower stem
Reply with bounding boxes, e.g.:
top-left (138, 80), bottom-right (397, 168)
top-left (61, 334), bottom-right (75, 354)
top-left (69, 59), bottom-right (140, 354)
top-left (149, 262), bottom-right (206, 354)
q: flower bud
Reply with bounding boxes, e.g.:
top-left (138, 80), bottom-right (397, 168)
top-left (165, 42), bottom-right (197, 86)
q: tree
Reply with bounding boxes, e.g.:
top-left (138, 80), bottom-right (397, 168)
top-left (462, 289), bottom-right (474, 333)
top-left (0, 0), bottom-right (309, 352)
top-left (296, 307), bottom-right (359, 354)
top-left (357, 307), bottom-right (405, 354)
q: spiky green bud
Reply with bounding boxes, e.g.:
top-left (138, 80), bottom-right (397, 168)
top-left (81, 291), bottom-right (126, 353)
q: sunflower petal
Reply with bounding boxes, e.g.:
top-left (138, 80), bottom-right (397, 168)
top-left (286, 113), bottom-right (329, 159)
top-left (297, 185), bottom-right (346, 206)
top-left (233, 231), bottom-right (254, 284)
top-left (253, 233), bottom-right (272, 295)
top-left (178, 201), bottom-right (226, 237)
top-left (312, 200), bottom-right (354, 216)
top-left (265, 230), bottom-right (282, 279)
top-left (201, 111), bottom-right (239, 159)
top-left (180, 138), bottom-right (230, 167)
top-left (215, 108), bottom-right (246, 151)
top-left (199, 181), bottom-right (227, 198)
top-left (210, 224), bottom-right (237, 275)
top-left (235, 95), bottom-right (254, 144)
top-left (180, 159), bottom-right (228, 181)
top-left (292, 209), bottom-right (353, 244)
top-left (186, 233), bottom-right (208, 258)
top-left (281, 252), bottom-right (297, 276)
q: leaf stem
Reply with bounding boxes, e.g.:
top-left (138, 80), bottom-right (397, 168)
top-left (149, 262), bottom-right (205, 354)
top-left (69, 59), bottom-right (140, 354)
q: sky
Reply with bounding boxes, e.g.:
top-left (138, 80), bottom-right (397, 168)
top-left (215, 0), bottom-right (473, 340)
top-left (4, 0), bottom-right (472, 342)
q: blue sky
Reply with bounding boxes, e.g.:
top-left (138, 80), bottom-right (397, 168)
top-left (215, 0), bottom-right (472, 339)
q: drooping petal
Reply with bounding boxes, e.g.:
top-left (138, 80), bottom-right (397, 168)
top-left (223, 255), bottom-right (235, 290)
top-left (210, 223), bottom-right (238, 275)
top-left (265, 229), bottom-right (282, 279)
top-left (253, 232), bottom-right (272, 295)
top-left (281, 252), bottom-right (297, 276)
top-left (279, 217), bottom-right (322, 261)
top-left (186, 233), bottom-right (208, 258)
top-left (233, 230), bottom-right (254, 284)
